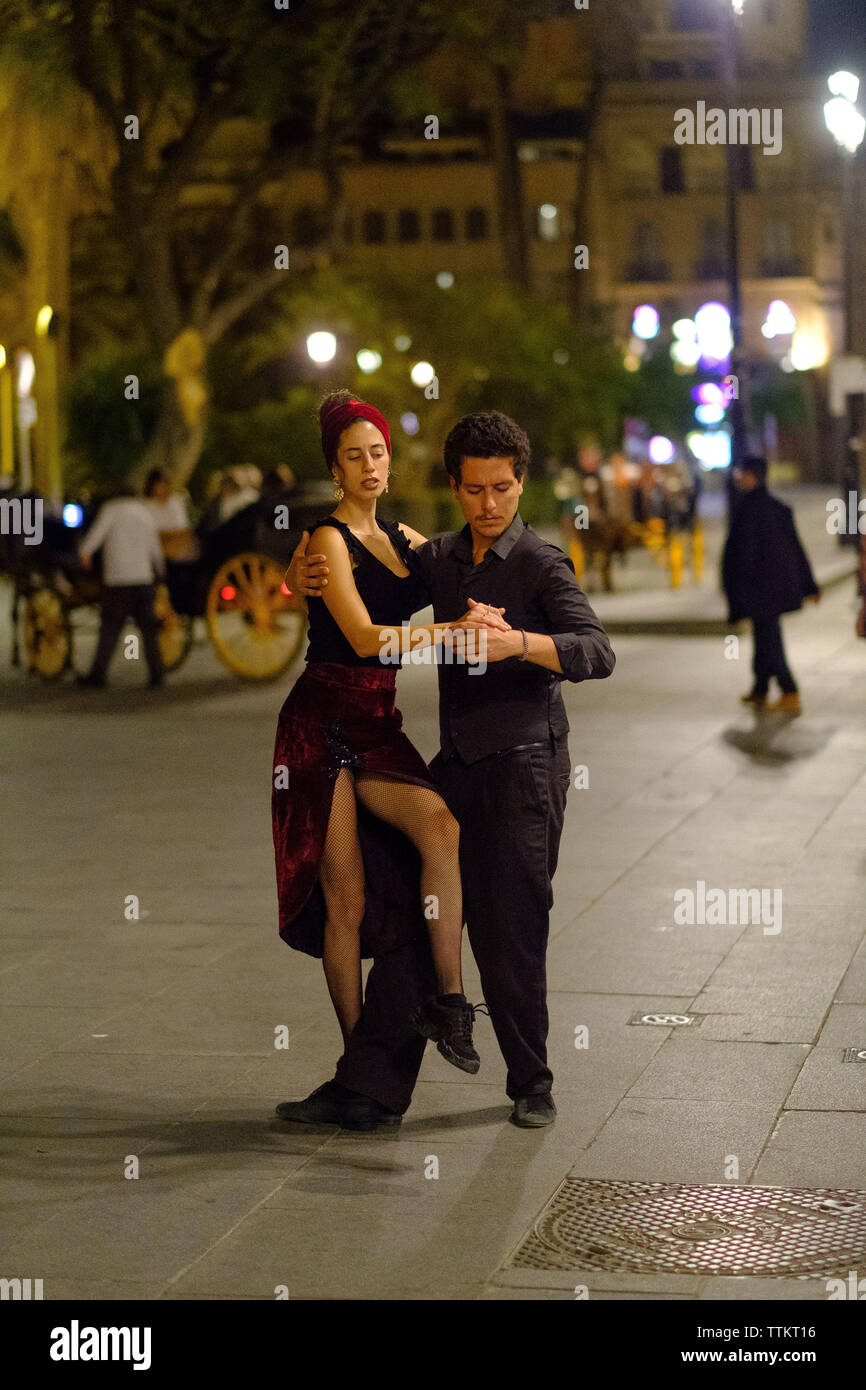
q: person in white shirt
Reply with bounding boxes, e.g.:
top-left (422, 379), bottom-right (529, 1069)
top-left (75, 486), bottom-right (166, 688)
top-left (144, 468), bottom-right (199, 613)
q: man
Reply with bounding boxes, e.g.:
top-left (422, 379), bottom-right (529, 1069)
top-left (76, 485), bottom-right (166, 689)
top-left (278, 411), bottom-right (615, 1129)
top-left (722, 456), bottom-right (820, 715)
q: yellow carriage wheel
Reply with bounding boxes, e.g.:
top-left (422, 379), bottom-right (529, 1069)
top-left (153, 583), bottom-right (194, 673)
top-left (24, 586), bottom-right (71, 680)
top-left (206, 553), bottom-right (307, 682)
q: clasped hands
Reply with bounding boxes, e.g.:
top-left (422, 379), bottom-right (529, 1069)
top-left (286, 531), bottom-right (521, 660)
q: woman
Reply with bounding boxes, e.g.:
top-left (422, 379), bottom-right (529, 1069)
top-left (272, 391), bottom-right (506, 1074)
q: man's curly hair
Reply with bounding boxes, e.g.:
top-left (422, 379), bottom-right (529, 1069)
top-left (443, 411), bottom-right (530, 485)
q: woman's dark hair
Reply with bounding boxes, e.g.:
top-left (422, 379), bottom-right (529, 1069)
top-left (318, 389), bottom-right (355, 429)
top-left (144, 467), bottom-right (169, 496)
top-left (443, 411), bottom-right (530, 485)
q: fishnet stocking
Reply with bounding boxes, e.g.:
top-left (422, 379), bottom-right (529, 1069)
top-left (318, 769), bottom-right (464, 1046)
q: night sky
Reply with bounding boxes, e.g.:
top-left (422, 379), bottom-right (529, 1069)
top-left (808, 0), bottom-right (866, 72)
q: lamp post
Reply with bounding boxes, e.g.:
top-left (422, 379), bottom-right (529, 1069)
top-left (824, 73), bottom-right (866, 548)
top-left (0, 346), bottom-right (14, 483)
top-left (719, 0), bottom-right (755, 513)
top-left (34, 304), bottom-right (62, 504)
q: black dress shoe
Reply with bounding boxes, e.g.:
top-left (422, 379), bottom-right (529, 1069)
top-left (510, 1093), bottom-right (557, 1128)
top-left (341, 1096), bottom-right (402, 1132)
top-left (275, 1080), bottom-right (401, 1131)
top-left (75, 672), bottom-right (106, 688)
top-left (275, 1080), bottom-right (346, 1125)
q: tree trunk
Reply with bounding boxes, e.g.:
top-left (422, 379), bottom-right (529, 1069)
top-left (137, 384), bottom-right (206, 487)
top-left (488, 63), bottom-right (530, 291)
top-left (569, 74), bottom-right (603, 327)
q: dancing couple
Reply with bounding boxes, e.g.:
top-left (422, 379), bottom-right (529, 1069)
top-left (272, 391), bottom-right (615, 1129)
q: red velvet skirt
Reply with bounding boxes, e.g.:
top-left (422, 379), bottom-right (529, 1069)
top-left (272, 660), bottom-right (438, 958)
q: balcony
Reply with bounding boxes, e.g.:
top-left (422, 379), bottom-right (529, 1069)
top-left (760, 257), bottom-right (807, 278)
top-left (694, 257), bottom-right (728, 280)
top-left (623, 261), bottom-right (671, 283)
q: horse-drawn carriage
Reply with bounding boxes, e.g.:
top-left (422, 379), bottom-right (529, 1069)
top-left (559, 462), bottom-right (704, 592)
top-left (3, 487), bottom-right (326, 683)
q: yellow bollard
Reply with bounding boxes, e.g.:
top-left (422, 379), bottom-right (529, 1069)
top-left (692, 524), bottom-right (705, 581)
top-left (569, 536), bottom-right (586, 579)
top-left (669, 534), bottom-right (684, 589)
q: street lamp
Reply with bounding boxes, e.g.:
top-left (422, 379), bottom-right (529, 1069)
top-left (824, 72), bottom-right (866, 547)
top-left (306, 331), bottom-right (337, 364)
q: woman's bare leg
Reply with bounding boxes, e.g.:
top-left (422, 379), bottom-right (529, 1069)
top-left (319, 768), bottom-right (365, 1047)
top-left (353, 776), bottom-right (463, 996)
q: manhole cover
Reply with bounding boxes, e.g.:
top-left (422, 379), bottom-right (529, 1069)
top-left (505, 1180), bottom-right (866, 1277)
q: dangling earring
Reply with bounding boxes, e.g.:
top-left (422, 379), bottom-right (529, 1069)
top-left (384, 472), bottom-right (390, 493)
top-left (332, 473), bottom-right (344, 501)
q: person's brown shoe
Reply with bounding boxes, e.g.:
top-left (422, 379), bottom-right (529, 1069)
top-left (510, 1094), bottom-right (557, 1128)
top-left (740, 691), bottom-right (767, 708)
top-left (767, 692), bottom-right (802, 715)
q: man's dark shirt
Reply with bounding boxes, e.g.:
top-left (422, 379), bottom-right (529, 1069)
top-left (414, 512), bottom-right (615, 763)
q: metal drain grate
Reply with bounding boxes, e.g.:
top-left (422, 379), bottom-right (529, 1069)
top-left (505, 1180), bottom-right (866, 1277)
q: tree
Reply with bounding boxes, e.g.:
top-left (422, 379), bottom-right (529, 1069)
top-left (567, 0), bottom-right (652, 324)
top-left (0, 0), bottom-right (447, 482)
top-left (408, 0), bottom-right (563, 293)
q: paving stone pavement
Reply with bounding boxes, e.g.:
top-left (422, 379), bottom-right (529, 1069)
top-left (0, 572), bottom-right (864, 1301)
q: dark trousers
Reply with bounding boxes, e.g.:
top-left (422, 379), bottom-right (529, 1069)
top-left (90, 583), bottom-right (163, 684)
top-left (335, 733), bottom-right (571, 1110)
top-left (751, 615), bottom-right (797, 695)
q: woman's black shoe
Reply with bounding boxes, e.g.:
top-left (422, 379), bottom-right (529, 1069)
top-left (410, 996), bottom-right (486, 1074)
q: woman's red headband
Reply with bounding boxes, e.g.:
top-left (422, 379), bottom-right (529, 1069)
top-left (321, 400), bottom-right (392, 465)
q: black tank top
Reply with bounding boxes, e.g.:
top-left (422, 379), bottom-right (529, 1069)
top-left (304, 515), bottom-right (431, 668)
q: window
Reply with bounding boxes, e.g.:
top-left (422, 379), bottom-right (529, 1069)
top-left (292, 204), bottom-right (326, 247)
top-left (670, 0), bottom-right (719, 30)
top-left (762, 217), bottom-right (799, 275)
top-left (466, 207), bottom-right (488, 240)
top-left (660, 147), bottom-right (685, 194)
top-left (432, 208), bottom-right (454, 241)
top-left (626, 221), bottom-right (668, 281)
top-left (397, 209), bottom-right (420, 242)
top-left (536, 203), bottom-right (560, 240)
top-left (618, 136), bottom-right (658, 196)
top-left (764, 217), bottom-right (792, 260)
top-left (691, 58), bottom-right (719, 79)
top-left (650, 60), bottom-right (685, 80)
top-left (362, 210), bottom-right (386, 244)
top-left (697, 218), bottom-right (727, 278)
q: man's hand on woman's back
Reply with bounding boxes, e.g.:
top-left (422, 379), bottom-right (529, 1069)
top-left (286, 530), bottom-right (329, 598)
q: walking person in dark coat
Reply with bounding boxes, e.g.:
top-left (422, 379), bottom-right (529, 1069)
top-left (722, 456), bottom-right (820, 714)
top-left (279, 410), bottom-right (616, 1129)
